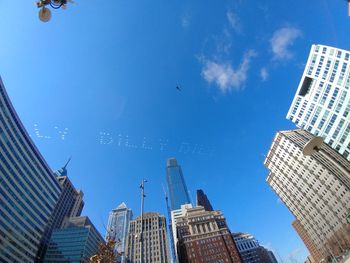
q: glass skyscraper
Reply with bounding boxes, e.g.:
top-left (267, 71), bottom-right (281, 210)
top-left (0, 77), bottom-right (62, 262)
top-left (44, 216), bottom-right (103, 263)
top-left (106, 202), bottom-right (132, 263)
top-left (38, 162), bottom-right (85, 262)
top-left (166, 158), bottom-right (191, 211)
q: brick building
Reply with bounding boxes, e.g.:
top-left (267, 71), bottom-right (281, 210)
top-left (176, 206), bottom-right (242, 263)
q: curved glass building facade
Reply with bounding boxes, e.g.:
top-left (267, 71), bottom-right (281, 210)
top-left (0, 77), bottom-right (61, 262)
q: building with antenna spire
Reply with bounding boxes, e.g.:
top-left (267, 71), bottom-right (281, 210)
top-left (106, 202), bottom-right (133, 263)
top-left (38, 159), bottom-right (85, 261)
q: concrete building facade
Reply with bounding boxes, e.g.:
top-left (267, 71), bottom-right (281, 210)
top-left (287, 44), bottom-right (350, 160)
top-left (125, 212), bottom-right (170, 263)
top-left (292, 219), bottom-right (323, 263)
top-left (264, 129), bottom-right (350, 262)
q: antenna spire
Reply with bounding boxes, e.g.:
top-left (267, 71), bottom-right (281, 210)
top-left (63, 157), bottom-right (72, 169)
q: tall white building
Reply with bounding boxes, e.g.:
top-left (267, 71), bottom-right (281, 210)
top-left (170, 203), bottom-right (193, 261)
top-left (287, 44), bottom-right (350, 160)
top-left (264, 129), bottom-right (350, 262)
top-left (106, 202), bottom-right (132, 263)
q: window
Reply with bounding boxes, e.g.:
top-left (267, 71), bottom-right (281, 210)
top-left (324, 114), bottom-right (337, 134)
top-left (320, 84), bottom-right (331, 105)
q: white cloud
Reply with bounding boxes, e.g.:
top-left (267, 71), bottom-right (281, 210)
top-left (270, 26), bottom-right (301, 60)
top-left (260, 67), bottom-right (269, 81)
top-left (201, 50), bottom-right (257, 93)
top-left (181, 15), bottom-right (190, 28)
top-left (227, 11), bottom-right (242, 33)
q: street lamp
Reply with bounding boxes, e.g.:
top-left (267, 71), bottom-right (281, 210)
top-left (36, 0), bottom-right (72, 22)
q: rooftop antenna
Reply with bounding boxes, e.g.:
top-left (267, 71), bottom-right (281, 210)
top-left (63, 157), bottom-right (72, 169)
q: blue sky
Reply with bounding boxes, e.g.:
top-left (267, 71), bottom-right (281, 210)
top-left (1, 0), bottom-right (350, 262)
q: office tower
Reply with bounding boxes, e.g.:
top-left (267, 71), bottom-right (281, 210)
top-left (106, 202), bottom-right (132, 263)
top-left (170, 203), bottom-right (193, 262)
top-left (264, 129), bottom-right (350, 262)
top-left (125, 212), bottom-right (170, 263)
top-left (292, 219), bottom-right (323, 263)
top-left (196, 189), bottom-right (214, 211)
top-left (286, 44), bottom-right (350, 160)
top-left (233, 232), bottom-right (261, 263)
top-left (38, 162), bottom-right (85, 261)
top-left (166, 158), bottom-right (191, 211)
top-left (176, 206), bottom-right (242, 263)
top-left (256, 247), bottom-right (278, 263)
top-left (44, 216), bottom-right (104, 262)
top-left (0, 77), bottom-right (62, 262)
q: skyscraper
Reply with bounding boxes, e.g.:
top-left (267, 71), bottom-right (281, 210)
top-left (106, 202), bottom-right (132, 263)
top-left (0, 77), bottom-right (62, 262)
top-left (286, 44), bottom-right (350, 160)
top-left (264, 129), bottom-right (350, 262)
top-left (170, 203), bottom-right (193, 262)
top-left (176, 206), bottom-right (242, 263)
top-left (196, 189), bottom-right (214, 211)
top-left (38, 161), bottom-right (85, 261)
top-left (125, 212), bottom-right (170, 263)
top-left (166, 158), bottom-right (191, 211)
top-left (233, 232), bottom-right (261, 263)
top-left (44, 216), bottom-right (104, 263)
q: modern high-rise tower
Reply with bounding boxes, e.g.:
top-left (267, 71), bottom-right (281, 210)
top-left (166, 158), bottom-right (191, 211)
top-left (38, 161), bottom-right (85, 261)
top-left (44, 216), bottom-right (104, 263)
top-left (0, 77), bottom-right (62, 262)
top-left (233, 232), bottom-right (277, 263)
top-left (106, 202), bottom-right (132, 263)
top-left (196, 189), bottom-right (214, 211)
top-left (264, 129), bottom-right (350, 262)
top-left (287, 44), bottom-right (350, 160)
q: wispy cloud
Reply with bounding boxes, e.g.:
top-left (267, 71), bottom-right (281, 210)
top-left (270, 26), bottom-right (301, 60)
top-left (201, 50), bottom-right (257, 93)
top-left (260, 67), bottom-right (269, 81)
top-left (181, 15), bottom-right (190, 28)
top-left (227, 11), bottom-right (242, 33)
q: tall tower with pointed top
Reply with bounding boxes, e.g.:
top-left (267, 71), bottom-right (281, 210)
top-left (166, 158), bottom-right (191, 211)
top-left (106, 202), bottom-right (133, 263)
top-left (38, 160), bottom-right (85, 261)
